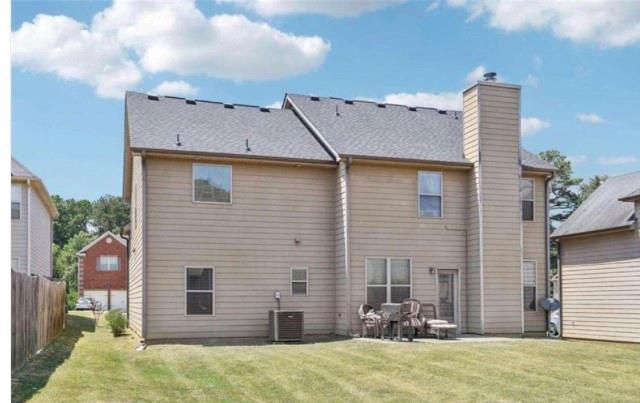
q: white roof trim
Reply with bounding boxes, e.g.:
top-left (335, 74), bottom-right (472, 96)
top-left (76, 231), bottom-right (126, 255)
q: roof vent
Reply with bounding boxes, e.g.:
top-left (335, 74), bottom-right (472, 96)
top-left (335, 105), bottom-right (340, 116)
top-left (377, 103), bottom-right (386, 108)
top-left (185, 99), bottom-right (196, 105)
top-left (408, 106), bottom-right (417, 112)
top-left (345, 100), bottom-right (354, 105)
top-left (176, 134), bottom-right (182, 147)
top-left (147, 95), bottom-right (159, 101)
top-left (483, 72), bottom-right (497, 82)
top-left (260, 107), bottom-right (270, 112)
top-left (245, 139), bottom-right (251, 152)
top-left (310, 96), bottom-right (320, 101)
top-left (438, 110), bottom-right (447, 115)
top-left (223, 104), bottom-right (235, 109)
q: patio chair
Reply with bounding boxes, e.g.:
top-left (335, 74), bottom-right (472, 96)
top-left (399, 298), bottom-right (424, 342)
top-left (421, 303), bottom-right (457, 339)
top-left (358, 304), bottom-right (381, 338)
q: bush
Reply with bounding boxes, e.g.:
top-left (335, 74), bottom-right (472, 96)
top-left (104, 309), bottom-right (128, 336)
top-left (66, 290), bottom-right (78, 311)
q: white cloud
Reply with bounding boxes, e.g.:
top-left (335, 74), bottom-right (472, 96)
top-left (577, 113), bottom-right (605, 124)
top-left (12, 1), bottom-right (331, 98)
top-left (597, 156), bottom-right (638, 165)
top-left (523, 74), bottom-right (539, 87)
top-left (465, 65), bottom-right (487, 84)
top-left (447, 0), bottom-right (640, 47)
top-left (383, 91), bottom-right (462, 110)
top-left (521, 117), bottom-right (550, 136)
top-left (11, 14), bottom-right (141, 99)
top-left (265, 101), bottom-right (282, 109)
top-left (93, 0), bottom-right (330, 80)
top-left (221, 0), bottom-right (406, 18)
top-left (151, 81), bottom-right (198, 97)
top-left (426, 1), bottom-right (441, 13)
top-left (568, 155), bottom-right (587, 165)
top-left (533, 55), bottom-right (543, 68)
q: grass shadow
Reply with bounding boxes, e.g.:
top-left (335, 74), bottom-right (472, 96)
top-left (147, 334), bottom-right (351, 348)
top-left (12, 313), bottom-right (96, 402)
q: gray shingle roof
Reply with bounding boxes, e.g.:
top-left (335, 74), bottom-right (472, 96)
top-left (125, 92), bottom-right (333, 162)
top-left (11, 157), bottom-right (37, 178)
top-left (620, 186), bottom-right (640, 201)
top-left (552, 171), bottom-right (640, 238)
top-left (287, 94), bottom-right (555, 170)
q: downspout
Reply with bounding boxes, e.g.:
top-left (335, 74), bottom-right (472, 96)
top-left (344, 156), bottom-right (353, 336)
top-left (120, 227), bottom-right (130, 320)
top-left (141, 153), bottom-right (148, 342)
top-left (544, 174), bottom-right (553, 335)
top-left (27, 179), bottom-right (32, 275)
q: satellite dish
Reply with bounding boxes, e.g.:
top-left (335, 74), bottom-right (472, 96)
top-left (539, 298), bottom-right (561, 311)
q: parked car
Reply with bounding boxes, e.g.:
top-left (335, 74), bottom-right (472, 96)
top-left (75, 297), bottom-right (95, 311)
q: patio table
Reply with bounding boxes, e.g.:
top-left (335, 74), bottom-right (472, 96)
top-left (379, 303), bottom-right (403, 341)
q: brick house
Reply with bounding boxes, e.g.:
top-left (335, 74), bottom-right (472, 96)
top-left (77, 231), bottom-right (128, 311)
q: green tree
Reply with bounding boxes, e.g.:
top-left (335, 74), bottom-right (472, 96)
top-left (538, 150), bottom-right (583, 226)
top-left (52, 195), bottom-right (93, 246)
top-left (92, 195), bottom-right (130, 234)
top-left (54, 231), bottom-right (95, 309)
top-left (578, 175), bottom-right (608, 204)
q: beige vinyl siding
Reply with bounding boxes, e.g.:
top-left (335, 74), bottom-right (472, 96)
top-left (560, 230), bottom-right (640, 343)
top-left (128, 155), bottom-right (145, 338)
top-left (347, 162), bottom-right (468, 333)
top-left (334, 161), bottom-right (349, 335)
top-left (29, 189), bottom-right (53, 278)
top-left (144, 157), bottom-right (336, 339)
top-left (522, 175), bottom-right (548, 331)
top-left (477, 84), bottom-right (523, 334)
top-left (462, 86), bottom-right (482, 333)
top-left (11, 182), bottom-right (28, 274)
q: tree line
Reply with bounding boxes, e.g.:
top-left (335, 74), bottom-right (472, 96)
top-left (52, 194), bottom-right (129, 307)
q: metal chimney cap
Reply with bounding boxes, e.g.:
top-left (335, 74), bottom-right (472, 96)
top-left (484, 72), bottom-right (497, 82)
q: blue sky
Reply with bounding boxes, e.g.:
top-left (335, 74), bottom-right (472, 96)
top-left (11, 0), bottom-right (640, 200)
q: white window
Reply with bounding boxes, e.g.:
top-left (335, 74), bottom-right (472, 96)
top-left (366, 258), bottom-right (411, 310)
top-left (193, 164), bottom-right (232, 203)
top-left (98, 255), bottom-right (119, 271)
top-left (11, 258), bottom-right (20, 273)
top-left (523, 261), bottom-right (537, 311)
top-left (521, 179), bottom-right (534, 221)
top-left (185, 267), bottom-right (214, 315)
top-left (290, 267), bottom-right (308, 295)
top-left (11, 185), bottom-right (21, 220)
top-left (418, 171), bottom-right (442, 218)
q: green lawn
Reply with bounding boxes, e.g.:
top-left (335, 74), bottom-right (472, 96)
top-left (12, 312), bottom-right (640, 402)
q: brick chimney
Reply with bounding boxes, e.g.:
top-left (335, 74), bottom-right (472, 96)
top-left (463, 75), bottom-right (524, 334)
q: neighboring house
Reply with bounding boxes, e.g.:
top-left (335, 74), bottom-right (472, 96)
top-left (552, 172), bottom-right (640, 343)
top-left (11, 157), bottom-right (58, 277)
top-left (122, 78), bottom-right (556, 341)
top-left (77, 231), bottom-right (128, 311)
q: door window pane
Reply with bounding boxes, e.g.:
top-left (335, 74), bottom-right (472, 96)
top-left (193, 164), bottom-right (231, 203)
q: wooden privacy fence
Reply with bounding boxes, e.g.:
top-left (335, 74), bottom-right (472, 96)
top-left (12, 271), bottom-right (66, 372)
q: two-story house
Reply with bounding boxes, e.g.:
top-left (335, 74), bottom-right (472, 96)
top-left (122, 78), bottom-right (555, 341)
top-left (77, 231), bottom-right (128, 311)
top-left (11, 157), bottom-right (58, 277)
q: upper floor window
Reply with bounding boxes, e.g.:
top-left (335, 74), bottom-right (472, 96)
top-left (523, 261), bottom-right (537, 311)
top-left (193, 164), bottom-right (232, 203)
top-left (98, 255), bottom-right (119, 271)
top-left (11, 185), bottom-right (21, 220)
top-left (521, 179), bottom-right (534, 221)
top-left (419, 171), bottom-right (442, 218)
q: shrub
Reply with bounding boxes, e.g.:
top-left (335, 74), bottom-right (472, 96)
top-left (104, 309), bottom-right (128, 336)
top-left (66, 290), bottom-right (78, 311)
